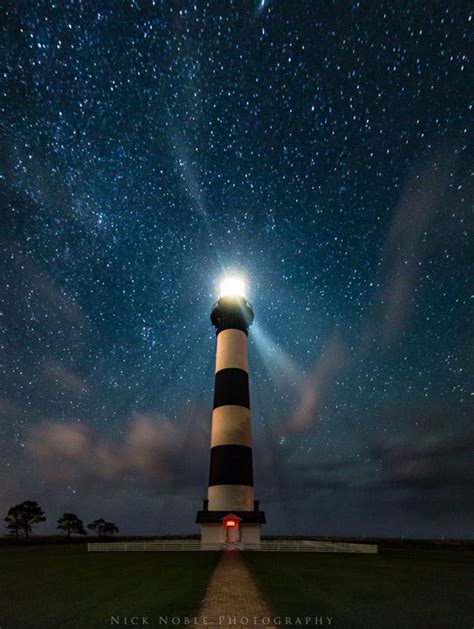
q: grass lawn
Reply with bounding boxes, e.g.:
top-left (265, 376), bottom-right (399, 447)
top-left (244, 548), bottom-right (474, 629)
top-left (0, 544), bottom-right (219, 629)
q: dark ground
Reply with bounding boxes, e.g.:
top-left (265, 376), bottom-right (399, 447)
top-left (245, 548), bottom-right (474, 629)
top-left (1, 542), bottom-right (472, 629)
top-left (0, 544), bottom-right (218, 629)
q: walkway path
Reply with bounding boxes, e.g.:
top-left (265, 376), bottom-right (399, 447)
top-left (197, 550), bottom-right (276, 627)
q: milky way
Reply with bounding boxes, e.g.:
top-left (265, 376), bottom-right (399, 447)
top-left (1, 1), bottom-right (472, 537)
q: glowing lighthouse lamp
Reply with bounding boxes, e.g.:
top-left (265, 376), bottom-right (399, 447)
top-left (219, 276), bottom-right (246, 299)
top-left (196, 274), bottom-right (266, 550)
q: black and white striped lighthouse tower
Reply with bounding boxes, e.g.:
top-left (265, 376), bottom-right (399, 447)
top-left (196, 276), bottom-right (266, 550)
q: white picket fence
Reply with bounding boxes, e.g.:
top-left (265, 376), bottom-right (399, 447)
top-left (88, 540), bottom-right (201, 552)
top-left (260, 540), bottom-right (377, 553)
top-left (88, 539), bottom-right (377, 553)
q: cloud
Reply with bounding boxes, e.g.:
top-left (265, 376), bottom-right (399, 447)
top-left (26, 410), bottom-right (210, 488)
top-left (43, 362), bottom-right (90, 395)
top-left (3, 244), bottom-right (85, 327)
top-left (0, 398), bottom-right (22, 417)
top-left (259, 146), bottom-right (461, 441)
top-left (284, 335), bottom-right (347, 433)
top-left (123, 413), bottom-right (181, 481)
top-left (29, 422), bottom-right (90, 462)
top-left (373, 144), bottom-right (458, 345)
top-left (367, 428), bottom-right (474, 492)
top-left (291, 417), bottom-right (474, 498)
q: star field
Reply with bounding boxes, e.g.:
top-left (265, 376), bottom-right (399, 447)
top-left (0, 1), bottom-right (472, 537)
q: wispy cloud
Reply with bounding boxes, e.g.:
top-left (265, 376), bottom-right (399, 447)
top-left (373, 145), bottom-right (458, 345)
top-left (26, 411), bottom-right (210, 487)
top-left (291, 411), bottom-right (474, 496)
top-left (278, 145), bottom-right (461, 434)
top-left (367, 427), bottom-right (474, 492)
top-left (285, 335), bottom-right (347, 433)
top-left (43, 362), bottom-right (89, 396)
top-left (0, 398), bottom-right (22, 417)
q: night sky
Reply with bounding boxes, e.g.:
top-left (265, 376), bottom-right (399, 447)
top-left (1, 1), bottom-right (472, 538)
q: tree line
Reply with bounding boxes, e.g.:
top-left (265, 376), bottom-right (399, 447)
top-left (4, 501), bottom-right (119, 540)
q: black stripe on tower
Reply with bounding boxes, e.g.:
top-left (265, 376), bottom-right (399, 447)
top-left (208, 444), bottom-right (254, 486)
top-left (213, 368), bottom-right (250, 409)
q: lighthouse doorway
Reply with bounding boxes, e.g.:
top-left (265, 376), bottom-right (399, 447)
top-left (224, 515), bottom-right (240, 544)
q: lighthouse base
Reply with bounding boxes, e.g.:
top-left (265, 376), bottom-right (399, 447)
top-left (196, 505), bottom-right (266, 550)
top-left (199, 522), bottom-right (262, 550)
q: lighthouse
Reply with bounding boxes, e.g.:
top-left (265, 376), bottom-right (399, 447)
top-left (196, 276), bottom-right (266, 550)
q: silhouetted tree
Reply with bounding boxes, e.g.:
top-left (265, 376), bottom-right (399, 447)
top-left (87, 518), bottom-right (106, 537)
top-left (5, 508), bottom-right (21, 540)
top-left (5, 501), bottom-right (46, 540)
top-left (87, 518), bottom-right (119, 538)
top-left (102, 521), bottom-right (119, 537)
top-left (57, 513), bottom-right (87, 538)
